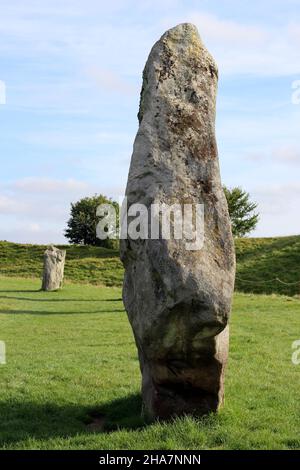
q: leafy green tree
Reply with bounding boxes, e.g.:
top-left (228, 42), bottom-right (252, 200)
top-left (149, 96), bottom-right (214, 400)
top-left (224, 186), bottom-right (259, 238)
top-left (64, 194), bottom-right (119, 248)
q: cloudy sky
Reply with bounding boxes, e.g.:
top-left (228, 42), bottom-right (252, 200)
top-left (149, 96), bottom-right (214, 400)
top-left (0, 0), bottom-right (299, 243)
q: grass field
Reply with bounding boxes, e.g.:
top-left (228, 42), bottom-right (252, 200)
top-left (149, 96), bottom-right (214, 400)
top-left (0, 277), bottom-right (299, 450)
top-left (1, 235), bottom-right (299, 295)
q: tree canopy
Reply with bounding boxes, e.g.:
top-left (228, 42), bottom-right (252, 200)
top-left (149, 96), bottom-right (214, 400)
top-left (224, 186), bottom-right (259, 238)
top-left (64, 194), bottom-right (119, 248)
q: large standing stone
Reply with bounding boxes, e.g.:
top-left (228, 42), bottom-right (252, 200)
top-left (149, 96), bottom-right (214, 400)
top-left (41, 245), bottom-right (66, 291)
top-left (120, 23), bottom-right (235, 419)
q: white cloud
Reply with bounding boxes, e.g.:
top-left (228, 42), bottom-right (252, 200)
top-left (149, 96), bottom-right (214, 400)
top-left (1, 1), bottom-right (298, 77)
top-left (186, 12), bottom-right (268, 45)
top-left (28, 222), bottom-right (41, 233)
top-left (87, 67), bottom-right (137, 95)
top-left (288, 21), bottom-right (300, 41)
top-left (0, 176), bottom-right (125, 243)
top-left (272, 146), bottom-right (300, 165)
top-left (0, 196), bottom-right (28, 214)
top-left (0, 221), bottom-right (66, 244)
top-left (20, 130), bottom-right (134, 149)
top-left (246, 145), bottom-right (300, 166)
top-left (13, 177), bottom-right (88, 193)
top-left (252, 183), bottom-right (300, 236)
top-left (161, 11), bottom-right (300, 76)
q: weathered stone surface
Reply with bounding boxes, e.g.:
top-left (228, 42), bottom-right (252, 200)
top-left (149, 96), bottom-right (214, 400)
top-left (120, 23), bottom-right (235, 419)
top-left (41, 245), bottom-right (66, 291)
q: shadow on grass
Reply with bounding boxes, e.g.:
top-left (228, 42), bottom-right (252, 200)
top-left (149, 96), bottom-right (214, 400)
top-left (0, 290), bottom-right (40, 293)
top-left (0, 296), bottom-right (123, 302)
top-left (88, 393), bottom-right (145, 432)
top-left (0, 308), bottom-right (125, 315)
top-left (0, 394), bottom-right (144, 446)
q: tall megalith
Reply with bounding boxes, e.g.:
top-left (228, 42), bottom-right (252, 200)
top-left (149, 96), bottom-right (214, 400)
top-left (41, 245), bottom-right (66, 291)
top-left (120, 23), bottom-right (235, 419)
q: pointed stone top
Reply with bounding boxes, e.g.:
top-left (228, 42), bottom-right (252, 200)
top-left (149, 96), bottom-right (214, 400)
top-left (152, 22), bottom-right (214, 63)
top-left (138, 23), bottom-right (218, 124)
top-left (159, 22), bottom-right (201, 42)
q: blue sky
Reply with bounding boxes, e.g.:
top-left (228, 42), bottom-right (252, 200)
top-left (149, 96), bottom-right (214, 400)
top-left (0, 0), bottom-right (299, 243)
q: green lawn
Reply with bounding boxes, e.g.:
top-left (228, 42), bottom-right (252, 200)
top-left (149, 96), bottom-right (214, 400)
top-left (0, 277), bottom-right (299, 450)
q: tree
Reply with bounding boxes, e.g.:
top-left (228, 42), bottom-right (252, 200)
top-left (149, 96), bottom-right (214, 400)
top-left (223, 186), bottom-right (259, 238)
top-left (64, 194), bottom-right (119, 248)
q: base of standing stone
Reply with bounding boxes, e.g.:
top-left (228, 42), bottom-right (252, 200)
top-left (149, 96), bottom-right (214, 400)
top-left (140, 326), bottom-right (229, 420)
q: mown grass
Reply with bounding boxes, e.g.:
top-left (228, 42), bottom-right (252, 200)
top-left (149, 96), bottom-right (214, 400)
top-left (0, 277), bottom-right (299, 450)
top-left (1, 236), bottom-right (299, 295)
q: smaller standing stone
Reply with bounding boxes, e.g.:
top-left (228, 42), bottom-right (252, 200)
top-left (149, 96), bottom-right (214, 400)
top-left (41, 245), bottom-right (66, 291)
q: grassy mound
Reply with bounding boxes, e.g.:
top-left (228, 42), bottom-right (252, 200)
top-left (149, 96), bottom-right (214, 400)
top-left (0, 242), bottom-right (123, 287)
top-left (235, 236), bottom-right (300, 296)
top-left (0, 235), bottom-right (299, 295)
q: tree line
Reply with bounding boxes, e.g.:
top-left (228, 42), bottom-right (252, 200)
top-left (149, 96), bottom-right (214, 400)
top-left (65, 187), bottom-right (259, 247)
